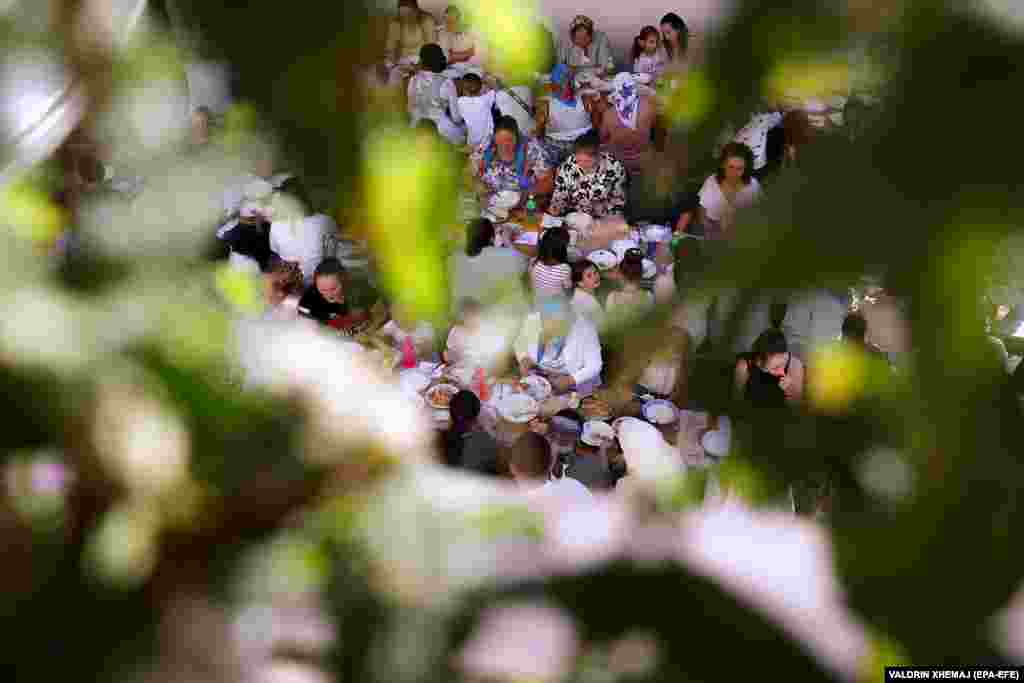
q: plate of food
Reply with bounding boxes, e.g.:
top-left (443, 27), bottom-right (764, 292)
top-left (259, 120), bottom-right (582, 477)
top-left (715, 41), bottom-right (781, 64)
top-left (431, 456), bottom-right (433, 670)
top-left (589, 249), bottom-right (619, 271)
top-left (497, 393), bottom-right (540, 423)
top-left (426, 384), bottom-right (459, 410)
top-left (519, 374), bottom-right (552, 402)
top-left (581, 420), bottom-right (616, 447)
top-left (642, 399), bottom-right (678, 425)
top-left (580, 396), bottom-right (612, 421)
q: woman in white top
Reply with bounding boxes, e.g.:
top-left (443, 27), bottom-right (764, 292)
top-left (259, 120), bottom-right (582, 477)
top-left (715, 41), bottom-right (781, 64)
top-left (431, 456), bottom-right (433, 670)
top-left (514, 298), bottom-right (603, 396)
top-left (536, 63), bottom-right (594, 166)
top-left (455, 73), bottom-right (496, 148)
top-left (407, 44), bottom-right (466, 144)
top-left (268, 178), bottom-right (337, 285)
top-left (698, 142), bottom-right (761, 240)
top-left (570, 260), bottom-right (604, 328)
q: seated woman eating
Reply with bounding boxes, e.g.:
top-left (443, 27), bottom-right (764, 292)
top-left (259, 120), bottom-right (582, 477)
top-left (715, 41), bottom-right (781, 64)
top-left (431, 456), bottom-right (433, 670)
top-left (298, 258), bottom-right (383, 334)
top-left (469, 115), bottom-right (553, 201)
top-left (548, 130), bottom-right (628, 219)
top-left (514, 297), bottom-right (603, 396)
top-left (733, 327), bottom-right (804, 410)
top-left (556, 15), bottom-right (615, 81)
top-left (407, 44), bottom-right (466, 145)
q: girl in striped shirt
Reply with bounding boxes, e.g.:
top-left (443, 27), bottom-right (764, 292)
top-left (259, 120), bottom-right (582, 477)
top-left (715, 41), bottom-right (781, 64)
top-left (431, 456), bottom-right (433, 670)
top-left (529, 227), bottom-right (572, 299)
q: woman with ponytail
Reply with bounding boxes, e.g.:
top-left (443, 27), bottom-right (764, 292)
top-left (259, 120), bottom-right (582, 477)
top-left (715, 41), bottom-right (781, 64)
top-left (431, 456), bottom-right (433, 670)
top-left (632, 26), bottom-right (666, 78)
top-left (439, 390), bottom-right (503, 475)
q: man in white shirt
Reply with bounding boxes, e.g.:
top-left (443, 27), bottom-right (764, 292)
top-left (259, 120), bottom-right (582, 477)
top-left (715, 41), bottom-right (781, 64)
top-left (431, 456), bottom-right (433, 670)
top-left (514, 298), bottom-right (603, 396)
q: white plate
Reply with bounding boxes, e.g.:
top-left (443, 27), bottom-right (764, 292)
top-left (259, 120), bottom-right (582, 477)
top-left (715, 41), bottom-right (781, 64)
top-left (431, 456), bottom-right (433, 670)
top-left (519, 374), bottom-right (552, 401)
top-left (491, 191), bottom-right (521, 210)
top-left (642, 399), bottom-right (678, 425)
top-left (399, 370), bottom-right (431, 394)
top-left (612, 416), bottom-right (646, 434)
top-left (642, 259), bottom-right (657, 279)
top-left (497, 393), bottom-right (539, 423)
top-left (426, 384), bottom-right (460, 410)
top-left (589, 249), bottom-right (619, 270)
top-left (581, 420), bottom-right (616, 447)
top-left (702, 429), bottom-right (730, 458)
top-left (610, 239), bottom-right (639, 261)
top-left (644, 225), bottom-right (672, 243)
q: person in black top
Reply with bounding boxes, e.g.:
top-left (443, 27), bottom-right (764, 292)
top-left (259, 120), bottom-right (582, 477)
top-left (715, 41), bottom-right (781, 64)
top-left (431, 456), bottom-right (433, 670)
top-left (733, 328), bottom-right (805, 409)
top-left (439, 391), bottom-right (503, 476)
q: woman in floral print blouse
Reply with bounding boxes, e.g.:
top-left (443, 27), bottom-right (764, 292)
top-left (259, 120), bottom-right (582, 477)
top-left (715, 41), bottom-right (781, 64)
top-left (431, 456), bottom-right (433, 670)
top-left (547, 130), bottom-right (628, 218)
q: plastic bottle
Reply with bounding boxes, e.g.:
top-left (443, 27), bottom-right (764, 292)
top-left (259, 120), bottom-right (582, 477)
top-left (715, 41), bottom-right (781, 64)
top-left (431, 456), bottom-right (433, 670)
top-left (401, 336), bottom-right (417, 369)
top-left (474, 367), bottom-right (490, 401)
top-left (526, 194), bottom-right (537, 222)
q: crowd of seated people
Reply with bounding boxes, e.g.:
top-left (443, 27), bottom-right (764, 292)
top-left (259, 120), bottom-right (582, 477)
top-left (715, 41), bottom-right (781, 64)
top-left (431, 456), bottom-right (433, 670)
top-left (189, 1), bottom-right (1019, 513)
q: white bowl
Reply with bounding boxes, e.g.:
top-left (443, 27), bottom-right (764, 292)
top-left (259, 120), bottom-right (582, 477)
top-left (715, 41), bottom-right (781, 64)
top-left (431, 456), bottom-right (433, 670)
top-left (642, 258), bottom-right (657, 280)
top-left (497, 393), bottom-right (539, 423)
top-left (581, 420), bottom-right (616, 447)
top-left (491, 191), bottom-right (521, 210)
top-left (642, 399), bottom-right (678, 425)
top-left (701, 429), bottom-right (731, 458)
top-left (589, 249), bottom-right (619, 271)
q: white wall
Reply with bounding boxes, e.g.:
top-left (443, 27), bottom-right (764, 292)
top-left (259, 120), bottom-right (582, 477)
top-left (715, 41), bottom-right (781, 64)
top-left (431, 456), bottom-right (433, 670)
top-left (420, 0), bottom-right (732, 67)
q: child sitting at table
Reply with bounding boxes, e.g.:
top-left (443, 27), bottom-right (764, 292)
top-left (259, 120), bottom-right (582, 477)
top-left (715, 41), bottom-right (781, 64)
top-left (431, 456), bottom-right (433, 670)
top-left (529, 227), bottom-right (572, 299)
top-left (444, 298), bottom-right (483, 365)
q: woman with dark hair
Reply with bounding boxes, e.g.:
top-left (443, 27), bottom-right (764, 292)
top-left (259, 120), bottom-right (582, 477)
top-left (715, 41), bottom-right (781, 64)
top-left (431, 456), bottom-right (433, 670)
top-left (556, 15), bottom-right (615, 80)
top-left (529, 227), bottom-right (572, 299)
top-left (470, 115), bottom-right (553, 198)
top-left (659, 13), bottom-right (690, 68)
top-left (439, 390), bottom-right (503, 475)
top-left (697, 142), bottom-right (761, 240)
top-left (407, 44), bottom-right (466, 144)
top-left (548, 130), bottom-right (628, 218)
top-left (570, 259), bottom-right (604, 327)
top-left (734, 327), bottom-right (804, 408)
top-left (632, 26), bottom-right (666, 78)
top-left (449, 218), bottom-right (527, 307)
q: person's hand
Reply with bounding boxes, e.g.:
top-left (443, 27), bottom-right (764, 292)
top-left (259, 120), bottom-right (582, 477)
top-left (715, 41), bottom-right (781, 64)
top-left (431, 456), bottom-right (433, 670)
top-left (551, 373), bottom-right (575, 394)
top-left (529, 418), bottom-right (549, 435)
